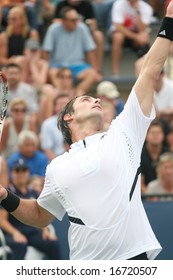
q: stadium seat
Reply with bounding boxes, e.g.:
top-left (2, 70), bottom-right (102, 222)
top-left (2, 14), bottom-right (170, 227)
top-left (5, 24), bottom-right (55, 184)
top-left (143, 201), bottom-right (173, 260)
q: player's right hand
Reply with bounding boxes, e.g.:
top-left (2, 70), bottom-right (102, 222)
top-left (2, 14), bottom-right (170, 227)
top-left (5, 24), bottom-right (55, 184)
top-left (0, 184), bottom-right (8, 203)
top-left (166, 0), bottom-right (173, 18)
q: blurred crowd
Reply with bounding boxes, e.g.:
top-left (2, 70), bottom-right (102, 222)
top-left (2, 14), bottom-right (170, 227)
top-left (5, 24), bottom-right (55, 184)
top-left (1, 0), bottom-right (173, 260)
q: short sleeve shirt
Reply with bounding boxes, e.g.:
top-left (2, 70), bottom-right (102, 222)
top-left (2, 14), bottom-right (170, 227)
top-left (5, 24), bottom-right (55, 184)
top-left (42, 22), bottom-right (96, 65)
top-left (38, 89), bottom-right (161, 260)
top-left (111, 0), bottom-right (153, 31)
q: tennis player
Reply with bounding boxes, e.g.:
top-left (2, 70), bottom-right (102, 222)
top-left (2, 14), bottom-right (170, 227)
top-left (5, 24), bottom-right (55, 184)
top-left (1, 0), bottom-right (173, 260)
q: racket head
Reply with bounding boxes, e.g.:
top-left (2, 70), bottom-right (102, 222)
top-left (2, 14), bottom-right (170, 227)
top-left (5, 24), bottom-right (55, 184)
top-left (0, 72), bottom-right (8, 138)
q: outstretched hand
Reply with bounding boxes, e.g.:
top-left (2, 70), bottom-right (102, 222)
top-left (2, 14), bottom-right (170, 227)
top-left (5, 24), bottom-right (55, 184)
top-left (0, 184), bottom-right (7, 203)
top-left (166, 0), bottom-right (173, 18)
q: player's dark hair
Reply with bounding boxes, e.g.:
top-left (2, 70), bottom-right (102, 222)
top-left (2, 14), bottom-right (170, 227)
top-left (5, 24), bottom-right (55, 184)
top-left (58, 97), bottom-right (78, 145)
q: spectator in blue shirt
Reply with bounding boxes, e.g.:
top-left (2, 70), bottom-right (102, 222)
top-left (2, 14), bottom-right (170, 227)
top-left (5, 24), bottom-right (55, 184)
top-left (7, 130), bottom-right (48, 181)
top-left (42, 7), bottom-right (101, 96)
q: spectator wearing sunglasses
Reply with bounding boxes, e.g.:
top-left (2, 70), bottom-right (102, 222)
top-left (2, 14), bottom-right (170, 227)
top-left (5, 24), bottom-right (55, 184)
top-left (0, 97), bottom-right (37, 158)
top-left (42, 7), bottom-right (101, 96)
top-left (39, 67), bottom-right (75, 123)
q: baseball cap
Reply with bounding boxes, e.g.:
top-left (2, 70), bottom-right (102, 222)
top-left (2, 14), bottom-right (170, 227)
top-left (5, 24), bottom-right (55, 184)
top-left (12, 158), bottom-right (29, 170)
top-left (25, 39), bottom-right (40, 51)
top-left (96, 81), bottom-right (120, 99)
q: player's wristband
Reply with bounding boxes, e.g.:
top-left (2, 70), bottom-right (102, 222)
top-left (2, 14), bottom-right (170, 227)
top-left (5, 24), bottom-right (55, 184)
top-left (157, 17), bottom-right (173, 41)
top-left (1, 190), bottom-right (20, 212)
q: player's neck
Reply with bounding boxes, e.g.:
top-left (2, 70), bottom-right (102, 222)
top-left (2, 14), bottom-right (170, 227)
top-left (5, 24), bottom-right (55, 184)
top-left (72, 123), bottom-right (102, 143)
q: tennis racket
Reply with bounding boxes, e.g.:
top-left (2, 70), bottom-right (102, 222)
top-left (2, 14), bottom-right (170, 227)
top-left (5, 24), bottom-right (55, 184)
top-left (0, 72), bottom-right (8, 141)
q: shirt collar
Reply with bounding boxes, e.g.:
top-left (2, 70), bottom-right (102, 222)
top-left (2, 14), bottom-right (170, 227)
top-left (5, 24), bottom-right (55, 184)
top-left (71, 132), bottom-right (106, 149)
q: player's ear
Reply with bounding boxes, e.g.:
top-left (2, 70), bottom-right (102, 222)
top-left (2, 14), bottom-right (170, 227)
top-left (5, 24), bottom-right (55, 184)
top-left (64, 114), bottom-right (73, 122)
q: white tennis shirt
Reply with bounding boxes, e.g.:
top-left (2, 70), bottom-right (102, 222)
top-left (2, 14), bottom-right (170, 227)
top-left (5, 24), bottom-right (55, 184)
top-left (37, 89), bottom-right (162, 260)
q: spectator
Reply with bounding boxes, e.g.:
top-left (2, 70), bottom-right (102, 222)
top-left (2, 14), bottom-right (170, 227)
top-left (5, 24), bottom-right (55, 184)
top-left (141, 119), bottom-right (169, 193)
top-left (0, 156), bottom-right (9, 189)
top-left (167, 128), bottom-right (173, 152)
top-left (0, 6), bottom-right (4, 32)
top-left (41, 0), bottom-right (57, 24)
top-left (92, 0), bottom-right (115, 31)
top-left (28, 175), bottom-right (44, 196)
top-left (42, 7), bottom-right (101, 95)
top-left (164, 43), bottom-right (173, 80)
top-left (96, 80), bottom-right (124, 115)
top-left (40, 94), bottom-right (70, 161)
top-left (0, 97), bottom-right (37, 158)
top-left (102, 101), bottom-right (116, 131)
top-left (146, 152), bottom-right (173, 201)
top-left (0, 1), bottom-right (38, 29)
top-left (33, 0), bottom-right (62, 41)
top-left (0, 6), bottom-right (39, 80)
top-left (23, 38), bottom-right (48, 89)
top-left (39, 67), bottom-right (75, 122)
top-left (0, 158), bottom-right (60, 260)
top-left (110, 0), bottom-right (153, 76)
top-left (54, 0), bottom-right (104, 72)
top-left (153, 69), bottom-right (173, 127)
top-left (136, 56), bottom-right (173, 128)
top-left (137, 44), bottom-right (173, 82)
top-left (148, 0), bottom-right (164, 20)
top-left (4, 63), bottom-right (39, 122)
top-left (7, 130), bottom-right (49, 180)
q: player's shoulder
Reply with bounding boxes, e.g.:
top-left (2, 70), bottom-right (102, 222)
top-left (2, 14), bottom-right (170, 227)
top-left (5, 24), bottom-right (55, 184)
top-left (49, 152), bottom-right (69, 167)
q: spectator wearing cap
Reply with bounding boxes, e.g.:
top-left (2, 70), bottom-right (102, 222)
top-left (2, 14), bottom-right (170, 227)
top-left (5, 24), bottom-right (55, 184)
top-left (7, 130), bottom-right (49, 181)
top-left (0, 158), bottom-right (61, 260)
top-left (23, 39), bottom-right (48, 89)
top-left (96, 81), bottom-right (125, 115)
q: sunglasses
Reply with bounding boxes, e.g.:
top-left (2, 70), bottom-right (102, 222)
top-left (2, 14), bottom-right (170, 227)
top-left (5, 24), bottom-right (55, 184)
top-left (65, 17), bottom-right (79, 23)
top-left (8, 17), bottom-right (18, 21)
top-left (12, 108), bottom-right (26, 113)
top-left (14, 167), bottom-right (28, 172)
top-left (59, 75), bottom-right (72, 79)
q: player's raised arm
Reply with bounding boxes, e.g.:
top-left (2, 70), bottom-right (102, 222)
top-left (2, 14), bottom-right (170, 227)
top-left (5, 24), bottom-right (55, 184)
top-left (0, 184), bottom-right (54, 228)
top-left (134, 0), bottom-right (173, 117)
